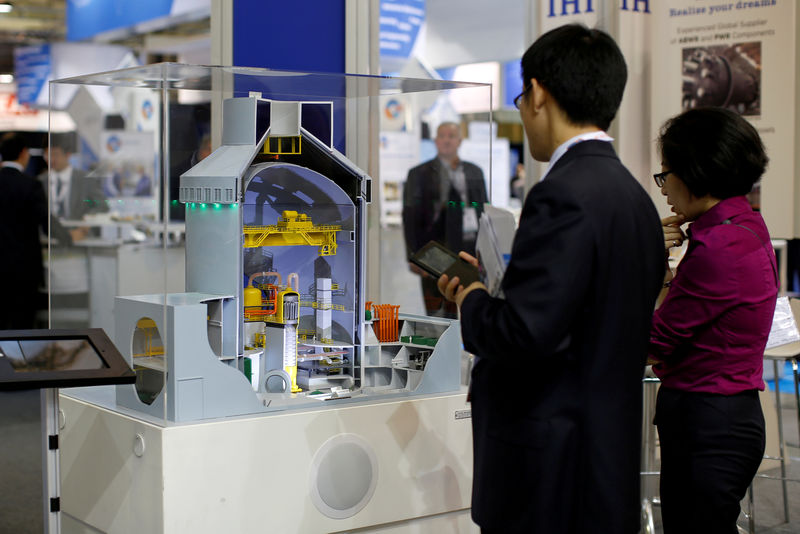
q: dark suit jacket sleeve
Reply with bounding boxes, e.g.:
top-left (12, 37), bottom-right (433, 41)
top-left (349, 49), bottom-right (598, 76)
top-left (460, 178), bottom-right (593, 361)
top-left (86, 175), bottom-right (109, 214)
top-left (73, 170), bottom-right (109, 218)
top-left (31, 177), bottom-right (49, 234)
top-left (402, 163), bottom-right (434, 260)
top-left (34, 174), bottom-right (72, 244)
top-left (464, 162), bottom-right (488, 204)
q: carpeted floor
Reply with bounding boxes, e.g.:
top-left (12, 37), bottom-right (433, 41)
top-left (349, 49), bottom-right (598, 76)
top-left (0, 390), bottom-right (45, 534)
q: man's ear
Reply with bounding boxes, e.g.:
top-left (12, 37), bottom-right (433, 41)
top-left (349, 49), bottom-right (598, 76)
top-left (529, 78), bottom-right (548, 113)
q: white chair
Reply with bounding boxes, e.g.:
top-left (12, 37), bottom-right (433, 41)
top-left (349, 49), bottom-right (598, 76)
top-left (748, 297), bottom-right (800, 532)
top-left (763, 297), bottom-right (800, 450)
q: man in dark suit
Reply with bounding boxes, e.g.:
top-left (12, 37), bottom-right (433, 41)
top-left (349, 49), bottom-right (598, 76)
top-left (0, 134), bottom-right (50, 329)
top-left (43, 133), bottom-right (107, 221)
top-left (439, 25), bottom-right (665, 532)
top-left (402, 122), bottom-right (487, 317)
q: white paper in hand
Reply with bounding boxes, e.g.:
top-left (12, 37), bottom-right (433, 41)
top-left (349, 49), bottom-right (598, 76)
top-left (475, 204), bottom-right (517, 297)
top-left (766, 296), bottom-right (800, 349)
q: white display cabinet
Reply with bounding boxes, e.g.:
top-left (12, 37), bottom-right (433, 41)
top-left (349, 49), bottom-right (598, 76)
top-left (51, 64), bottom-right (489, 533)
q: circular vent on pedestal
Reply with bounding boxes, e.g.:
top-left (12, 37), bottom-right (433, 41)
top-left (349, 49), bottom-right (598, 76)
top-left (309, 433), bottom-right (378, 519)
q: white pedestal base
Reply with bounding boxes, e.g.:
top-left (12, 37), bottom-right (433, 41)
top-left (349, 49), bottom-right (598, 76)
top-left (59, 391), bottom-right (477, 533)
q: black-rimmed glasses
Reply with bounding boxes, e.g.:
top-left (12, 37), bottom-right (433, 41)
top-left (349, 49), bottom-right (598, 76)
top-left (653, 170), bottom-right (671, 188)
top-left (514, 87), bottom-right (530, 109)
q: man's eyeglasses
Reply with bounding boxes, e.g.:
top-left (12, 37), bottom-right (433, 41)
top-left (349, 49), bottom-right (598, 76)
top-left (514, 87), bottom-right (530, 109)
top-left (653, 170), bottom-right (672, 188)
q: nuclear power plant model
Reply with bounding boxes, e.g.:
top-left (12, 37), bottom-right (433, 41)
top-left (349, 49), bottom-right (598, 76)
top-left (113, 96), bottom-right (461, 422)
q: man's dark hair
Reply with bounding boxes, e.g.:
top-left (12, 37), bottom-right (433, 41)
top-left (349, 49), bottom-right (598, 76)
top-left (521, 24), bottom-right (627, 131)
top-left (50, 131), bottom-right (77, 153)
top-left (0, 133), bottom-right (29, 162)
top-left (658, 107), bottom-right (768, 199)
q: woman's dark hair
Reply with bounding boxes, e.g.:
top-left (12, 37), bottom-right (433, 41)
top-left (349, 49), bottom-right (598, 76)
top-left (521, 24), bottom-right (627, 131)
top-left (658, 107), bottom-right (768, 199)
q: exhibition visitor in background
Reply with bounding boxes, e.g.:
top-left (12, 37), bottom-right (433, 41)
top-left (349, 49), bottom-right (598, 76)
top-left (42, 132), bottom-right (108, 223)
top-left (438, 24), bottom-right (664, 533)
top-left (0, 134), bottom-right (52, 329)
top-left (402, 121), bottom-right (487, 318)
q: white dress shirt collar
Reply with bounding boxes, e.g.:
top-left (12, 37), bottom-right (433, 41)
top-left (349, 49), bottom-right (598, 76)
top-left (540, 131), bottom-right (614, 182)
top-left (53, 165), bottom-right (73, 184)
top-left (1, 161), bottom-right (24, 172)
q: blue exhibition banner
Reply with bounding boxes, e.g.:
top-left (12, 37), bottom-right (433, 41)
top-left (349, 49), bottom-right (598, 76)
top-left (379, 0), bottom-right (425, 59)
top-left (504, 59), bottom-right (523, 109)
top-left (67, 0), bottom-right (207, 41)
top-left (14, 44), bottom-right (51, 106)
top-left (67, 0), bottom-right (171, 40)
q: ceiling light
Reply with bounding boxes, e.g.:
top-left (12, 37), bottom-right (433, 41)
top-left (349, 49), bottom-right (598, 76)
top-left (0, 4), bottom-right (12, 13)
top-left (0, 74), bottom-right (13, 84)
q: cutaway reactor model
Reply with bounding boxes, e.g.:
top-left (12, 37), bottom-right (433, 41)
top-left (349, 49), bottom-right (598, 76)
top-left (114, 96), bottom-right (461, 421)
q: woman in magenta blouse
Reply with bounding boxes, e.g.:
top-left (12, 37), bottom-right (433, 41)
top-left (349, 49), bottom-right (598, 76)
top-left (649, 107), bottom-right (778, 533)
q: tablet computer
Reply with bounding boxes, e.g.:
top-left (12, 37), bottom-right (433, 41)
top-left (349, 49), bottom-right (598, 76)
top-left (0, 328), bottom-right (136, 391)
top-left (410, 241), bottom-right (481, 287)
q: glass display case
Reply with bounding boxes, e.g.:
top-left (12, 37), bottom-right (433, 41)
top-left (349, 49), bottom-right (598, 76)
top-left (50, 63), bottom-right (491, 534)
top-left (49, 64), bottom-right (492, 424)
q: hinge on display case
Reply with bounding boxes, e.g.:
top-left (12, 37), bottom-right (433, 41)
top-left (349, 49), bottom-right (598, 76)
top-left (48, 434), bottom-right (58, 450)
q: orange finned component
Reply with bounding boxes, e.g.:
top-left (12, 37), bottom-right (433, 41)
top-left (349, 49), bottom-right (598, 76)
top-left (372, 303), bottom-right (400, 343)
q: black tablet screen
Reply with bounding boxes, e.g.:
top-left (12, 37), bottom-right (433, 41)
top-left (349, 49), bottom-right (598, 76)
top-left (418, 246), bottom-right (456, 274)
top-left (0, 339), bottom-right (107, 372)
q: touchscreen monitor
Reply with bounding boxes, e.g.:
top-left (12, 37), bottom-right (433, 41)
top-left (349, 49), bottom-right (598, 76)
top-left (0, 339), bottom-right (107, 372)
top-left (0, 329), bottom-right (135, 390)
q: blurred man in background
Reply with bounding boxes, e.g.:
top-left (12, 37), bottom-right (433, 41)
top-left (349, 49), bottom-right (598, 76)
top-left (42, 132), bottom-right (107, 221)
top-left (0, 134), bottom-right (49, 329)
top-left (402, 122), bottom-right (487, 318)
